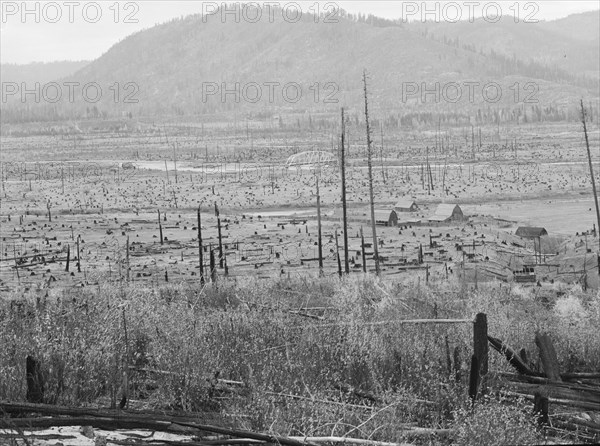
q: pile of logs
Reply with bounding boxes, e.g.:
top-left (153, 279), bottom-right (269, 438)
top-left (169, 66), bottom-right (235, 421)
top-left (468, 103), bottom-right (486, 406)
top-left (488, 332), bottom-right (600, 442)
top-left (0, 401), bottom-right (449, 446)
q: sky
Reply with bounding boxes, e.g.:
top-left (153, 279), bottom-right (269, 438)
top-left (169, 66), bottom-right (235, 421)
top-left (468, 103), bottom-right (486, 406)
top-left (1, 1), bottom-right (599, 64)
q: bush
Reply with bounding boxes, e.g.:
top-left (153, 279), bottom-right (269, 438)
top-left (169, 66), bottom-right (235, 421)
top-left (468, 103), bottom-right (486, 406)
top-left (453, 395), bottom-right (541, 446)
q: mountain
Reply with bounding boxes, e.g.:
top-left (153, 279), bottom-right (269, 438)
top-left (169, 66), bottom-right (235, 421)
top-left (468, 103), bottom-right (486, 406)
top-left (1, 8), bottom-right (598, 123)
top-left (415, 11), bottom-right (600, 79)
top-left (0, 60), bottom-right (90, 85)
top-left (540, 11), bottom-right (600, 44)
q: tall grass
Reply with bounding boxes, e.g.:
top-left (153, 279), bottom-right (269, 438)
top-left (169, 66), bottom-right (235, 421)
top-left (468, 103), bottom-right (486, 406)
top-left (1, 276), bottom-right (599, 443)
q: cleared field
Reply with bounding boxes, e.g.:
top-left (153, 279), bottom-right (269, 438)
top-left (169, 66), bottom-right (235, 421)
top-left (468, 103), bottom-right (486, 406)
top-left (1, 120), bottom-right (599, 294)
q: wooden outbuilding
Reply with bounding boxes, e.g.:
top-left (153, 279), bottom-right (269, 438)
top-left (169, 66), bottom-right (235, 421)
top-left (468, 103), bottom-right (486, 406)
top-left (394, 199), bottom-right (419, 212)
top-left (373, 209), bottom-right (398, 227)
top-left (428, 204), bottom-right (465, 223)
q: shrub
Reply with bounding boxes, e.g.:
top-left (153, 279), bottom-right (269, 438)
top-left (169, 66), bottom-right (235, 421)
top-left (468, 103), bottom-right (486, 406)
top-left (453, 395), bottom-right (541, 446)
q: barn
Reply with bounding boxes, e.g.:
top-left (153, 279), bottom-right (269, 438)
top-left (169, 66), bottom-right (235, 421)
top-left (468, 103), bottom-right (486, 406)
top-left (515, 227), bottom-right (548, 238)
top-left (428, 204), bottom-right (465, 223)
top-left (373, 209), bottom-right (398, 227)
top-left (515, 227), bottom-right (548, 263)
top-left (394, 199), bottom-right (418, 212)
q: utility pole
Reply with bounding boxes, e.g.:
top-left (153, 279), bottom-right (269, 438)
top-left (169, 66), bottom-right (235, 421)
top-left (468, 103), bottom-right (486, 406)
top-left (581, 99), bottom-right (600, 277)
top-left (380, 122), bottom-right (386, 184)
top-left (363, 69), bottom-right (380, 275)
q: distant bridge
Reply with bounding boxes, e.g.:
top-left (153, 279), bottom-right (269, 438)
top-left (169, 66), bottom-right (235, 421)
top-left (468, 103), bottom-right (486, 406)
top-left (285, 151), bottom-right (336, 167)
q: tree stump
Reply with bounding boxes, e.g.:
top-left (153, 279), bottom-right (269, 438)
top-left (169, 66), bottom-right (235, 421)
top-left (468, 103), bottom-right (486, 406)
top-left (535, 332), bottom-right (561, 381)
top-left (533, 391), bottom-right (549, 426)
top-left (26, 356), bottom-right (44, 403)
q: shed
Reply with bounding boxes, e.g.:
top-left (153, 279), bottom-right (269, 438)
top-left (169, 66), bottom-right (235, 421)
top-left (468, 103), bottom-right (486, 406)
top-left (515, 227), bottom-right (547, 264)
top-left (429, 204), bottom-right (465, 222)
top-left (515, 227), bottom-right (548, 238)
top-left (394, 199), bottom-right (419, 212)
top-left (398, 218), bottom-right (422, 227)
top-left (373, 209), bottom-right (398, 227)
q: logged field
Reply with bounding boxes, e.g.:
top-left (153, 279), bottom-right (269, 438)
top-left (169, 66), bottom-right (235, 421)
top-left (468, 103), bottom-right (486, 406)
top-left (1, 120), bottom-right (600, 293)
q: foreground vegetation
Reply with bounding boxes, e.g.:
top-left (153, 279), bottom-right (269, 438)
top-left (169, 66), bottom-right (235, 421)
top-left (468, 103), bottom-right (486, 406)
top-left (1, 275), bottom-right (599, 444)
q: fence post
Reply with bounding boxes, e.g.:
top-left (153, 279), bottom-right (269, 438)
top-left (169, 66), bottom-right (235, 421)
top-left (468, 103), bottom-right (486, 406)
top-left (468, 354), bottom-right (479, 404)
top-left (533, 391), bottom-right (549, 426)
top-left (65, 245), bottom-right (70, 272)
top-left (535, 331), bottom-right (562, 381)
top-left (473, 312), bottom-right (488, 397)
top-left (26, 356), bottom-right (44, 403)
top-left (453, 346), bottom-right (462, 383)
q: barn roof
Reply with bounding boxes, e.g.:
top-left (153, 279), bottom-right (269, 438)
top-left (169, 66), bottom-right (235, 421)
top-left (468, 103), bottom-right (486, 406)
top-left (374, 209), bottom-right (397, 221)
top-left (516, 227), bottom-right (548, 238)
top-left (432, 204), bottom-right (462, 218)
top-left (428, 215), bottom-right (451, 222)
top-left (395, 199), bottom-right (417, 209)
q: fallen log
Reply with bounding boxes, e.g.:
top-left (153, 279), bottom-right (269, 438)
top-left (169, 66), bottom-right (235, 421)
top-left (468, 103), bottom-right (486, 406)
top-left (562, 373), bottom-right (600, 381)
top-left (333, 383), bottom-right (382, 403)
top-left (543, 425), bottom-right (598, 443)
top-left (0, 401), bottom-right (318, 446)
top-left (288, 436), bottom-right (412, 446)
top-left (14, 258), bottom-right (63, 268)
top-left (505, 382), bottom-right (600, 405)
top-left (0, 416), bottom-right (174, 431)
top-left (550, 419), bottom-right (600, 441)
top-left (0, 433), bottom-right (77, 441)
top-left (498, 372), bottom-right (600, 394)
top-left (488, 337), bottom-right (597, 382)
top-left (500, 390), bottom-right (600, 412)
top-left (288, 430), bottom-right (453, 445)
top-left (158, 420), bottom-right (321, 446)
top-left (553, 414), bottom-right (600, 432)
top-left (127, 367), bottom-right (245, 387)
top-left (196, 440), bottom-right (264, 445)
top-left (0, 401), bottom-right (218, 423)
top-left (487, 336), bottom-right (540, 376)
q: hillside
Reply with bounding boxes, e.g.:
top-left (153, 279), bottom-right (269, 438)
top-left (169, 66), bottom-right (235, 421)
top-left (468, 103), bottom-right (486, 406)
top-left (0, 60), bottom-right (90, 85)
top-left (1, 8), bottom-right (598, 122)
top-left (416, 12), bottom-right (600, 79)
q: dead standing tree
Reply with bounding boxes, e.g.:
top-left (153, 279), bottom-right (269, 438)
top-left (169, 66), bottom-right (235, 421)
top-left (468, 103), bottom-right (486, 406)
top-left (360, 226), bottom-right (366, 273)
top-left (335, 229), bottom-right (342, 278)
top-left (340, 108), bottom-right (350, 274)
top-left (316, 177), bottom-right (324, 276)
top-left (215, 202), bottom-right (224, 268)
top-left (362, 70), bottom-right (380, 275)
top-left (197, 205), bottom-right (205, 285)
top-left (157, 209), bottom-right (163, 245)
